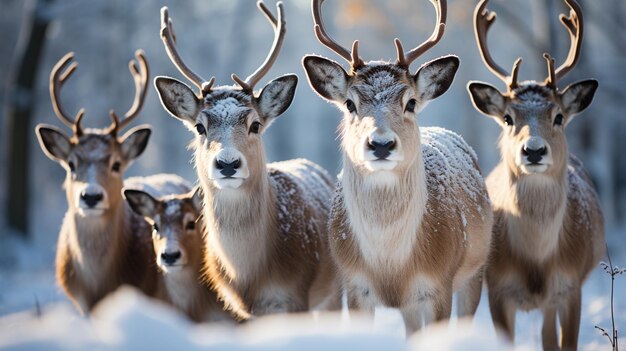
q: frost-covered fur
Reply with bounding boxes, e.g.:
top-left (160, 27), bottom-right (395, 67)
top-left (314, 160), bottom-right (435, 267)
top-left (303, 58), bottom-right (493, 334)
top-left (124, 187), bottom-right (249, 322)
top-left (155, 78), bottom-right (337, 316)
top-left (468, 79), bottom-right (604, 349)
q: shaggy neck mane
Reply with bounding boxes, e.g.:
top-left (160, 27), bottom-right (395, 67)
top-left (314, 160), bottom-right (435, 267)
top-left (201, 160), bottom-right (278, 283)
top-left (505, 150), bottom-right (568, 220)
top-left (341, 141), bottom-right (428, 267)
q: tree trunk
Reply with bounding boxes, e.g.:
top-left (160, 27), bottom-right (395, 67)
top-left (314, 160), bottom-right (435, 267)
top-left (4, 0), bottom-right (54, 237)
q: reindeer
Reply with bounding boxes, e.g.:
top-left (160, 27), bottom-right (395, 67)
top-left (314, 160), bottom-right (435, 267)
top-left (302, 0), bottom-right (493, 334)
top-left (466, 0), bottom-right (604, 348)
top-left (124, 186), bottom-right (250, 322)
top-left (153, 2), bottom-right (337, 315)
top-left (35, 51), bottom-right (189, 314)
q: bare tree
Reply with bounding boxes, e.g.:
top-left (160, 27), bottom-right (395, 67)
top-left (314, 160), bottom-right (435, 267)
top-left (4, 0), bottom-right (54, 236)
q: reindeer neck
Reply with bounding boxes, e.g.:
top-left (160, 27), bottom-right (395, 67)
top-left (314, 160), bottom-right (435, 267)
top-left (505, 159), bottom-right (568, 220)
top-left (201, 163), bottom-right (277, 284)
top-left (341, 147), bottom-right (428, 267)
top-left (67, 204), bottom-right (128, 284)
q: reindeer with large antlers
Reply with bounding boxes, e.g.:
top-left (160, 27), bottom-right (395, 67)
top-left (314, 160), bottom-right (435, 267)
top-left (154, 2), bottom-right (337, 315)
top-left (302, 0), bottom-right (492, 333)
top-left (35, 51), bottom-right (189, 314)
top-left (467, 0), bottom-right (604, 348)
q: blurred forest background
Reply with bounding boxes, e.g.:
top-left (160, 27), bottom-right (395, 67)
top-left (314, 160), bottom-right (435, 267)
top-left (0, 0), bottom-right (624, 258)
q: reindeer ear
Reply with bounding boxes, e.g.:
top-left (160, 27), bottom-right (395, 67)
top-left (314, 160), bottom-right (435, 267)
top-left (36, 124), bottom-right (72, 163)
top-left (414, 55), bottom-right (459, 102)
top-left (190, 185), bottom-right (203, 211)
top-left (154, 76), bottom-right (201, 125)
top-left (467, 81), bottom-right (507, 120)
top-left (302, 55), bottom-right (350, 102)
top-left (256, 74), bottom-right (298, 128)
top-left (123, 189), bottom-right (159, 219)
top-left (119, 125), bottom-right (151, 162)
top-left (559, 79), bottom-right (598, 123)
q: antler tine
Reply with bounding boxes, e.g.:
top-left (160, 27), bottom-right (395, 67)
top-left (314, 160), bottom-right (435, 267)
top-left (543, 53), bottom-right (557, 88)
top-left (160, 7), bottom-right (214, 95)
top-left (232, 1), bottom-right (287, 92)
top-left (312, 0), bottom-right (363, 70)
top-left (113, 49), bottom-right (150, 132)
top-left (474, 0), bottom-right (521, 91)
top-left (553, 0), bottom-right (583, 81)
top-left (396, 0), bottom-right (447, 68)
top-left (50, 52), bottom-right (80, 129)
top-left (73, 108), bottom-right (85, 138)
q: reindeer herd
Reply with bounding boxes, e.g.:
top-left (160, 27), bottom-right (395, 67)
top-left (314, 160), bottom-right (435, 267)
top-left (34, 0), bottom-right (603, 349)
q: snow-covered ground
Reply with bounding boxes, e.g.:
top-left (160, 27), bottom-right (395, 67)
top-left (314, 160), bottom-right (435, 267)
top-left (0, 229), bottom-right (624, 350)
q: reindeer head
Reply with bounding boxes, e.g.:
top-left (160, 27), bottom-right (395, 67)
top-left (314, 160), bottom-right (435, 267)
top-left (155, 2), bottom-right (297, 192)
top-left (467, 0), bottom-right (597, 178)
top-left (124, 187), bottom-right (203, 272)
top-left (303, 0), bottom-right (458, 180)
top-left (36, 51), bottom-right (151, 217)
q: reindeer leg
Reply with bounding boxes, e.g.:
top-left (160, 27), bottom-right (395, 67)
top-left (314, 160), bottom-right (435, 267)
top-left (457, 266), bottom-right (484, 318)
top-left (542, 306), bottom-right (558, 351)
top-left (558, 287), bottom-right (581, 351)
top-left (488, 291), bottom-right (516, 341)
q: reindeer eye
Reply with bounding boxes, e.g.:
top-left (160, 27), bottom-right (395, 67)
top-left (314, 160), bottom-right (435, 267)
top-left (111, 161), bottom-right (121, 172)
top-left (195, 123), bottom-right (206, 135)
top-left (554, 113), bottom-right (564, 126)
top-left (152, 223), bottom-right (159, 232)
top-left (185, 221), bottom-right (196, 231)
top-left (68, 161), bottom-right (75, 172)
top-left (405, 99), bottom-right (417, 113)
top-left (249, 121), bottom-right (262, 134)
top-left (345, 99), bottom-right (356, 113)
top-left (503, 114), bottom-right (514, 126)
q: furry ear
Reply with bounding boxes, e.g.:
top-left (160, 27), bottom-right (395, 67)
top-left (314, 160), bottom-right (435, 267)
top-left (189, 185), bottom-right (203, 212)
top-left (302, 55), bottom-right (350, 102)
top-left (154, 76), bottom-right (201, 125)
top-left (123, 189), bottom-right (159, 219)
top-left (256, 74), bottom-right (298, 128)
top-left (119, 125), bottom-right (151, 163)
top-left (559, 79), bottom-right (598, 123)
top-left (414, 55), bottom-right (459, 102)
top-left (467, 81), bottom-right (507, 120)
top-left (36, 124), bottom-right (72, 163)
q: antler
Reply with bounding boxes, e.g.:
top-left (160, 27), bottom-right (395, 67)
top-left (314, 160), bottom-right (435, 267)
top-left (544, 0), bottom-right (583, 87)
top-left (312, 0), bottom-right (364, 71)
top-left (109, 50), bottom-right (150, 133)
top-left (232, 1), bottom-right (287, 92)
top-left (50, 52), bottom-right (85, 135)
top-left (474, 0), bottom-right (522, 91)
top-left (160, 7), bottom-right (215, 96)
top-left (395, 0), bottom-right (447, 68)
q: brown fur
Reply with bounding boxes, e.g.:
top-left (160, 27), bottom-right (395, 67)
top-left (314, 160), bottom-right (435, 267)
top-left (202, 159), bottom-right (336, 315)
top-left (468, 80), bottom-right (604, 350)
top-left (126, 189), bottom-right (249, 322)
top-left (303, 57), bottom-right (492, 333)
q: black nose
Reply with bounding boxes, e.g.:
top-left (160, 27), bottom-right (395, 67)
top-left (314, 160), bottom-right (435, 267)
top-left (522, 146), bottom-right (547, 164)
top-left (161, 251), bottom-right (181, 265)
top-left (215, 159), bottom-right (241, 177)
top-left (81, 192), bottom-right (103, 208)
top-left (367, 140), bottom-right (396, 160)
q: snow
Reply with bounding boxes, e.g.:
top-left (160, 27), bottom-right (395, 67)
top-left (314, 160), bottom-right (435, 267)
top-left (1, 230), bottom-right (624, 350)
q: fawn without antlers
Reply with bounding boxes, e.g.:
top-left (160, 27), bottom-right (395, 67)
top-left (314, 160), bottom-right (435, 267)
top-left (467, 0), bottom-right (604, 349)
top-left (124, 186), bottom-right (250, 322)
